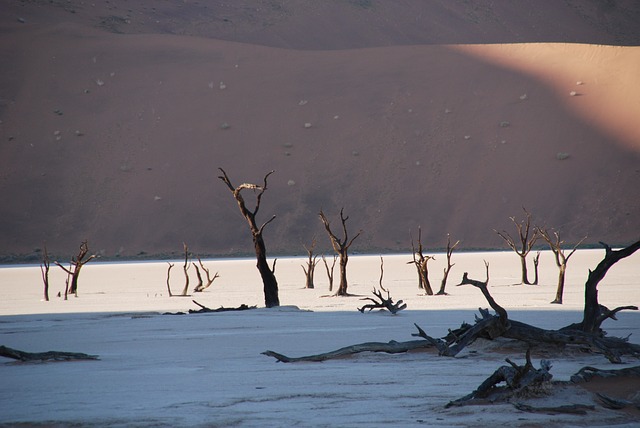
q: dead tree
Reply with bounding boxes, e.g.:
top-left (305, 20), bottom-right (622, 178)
top-left (378, 256), bottom-right (387, 292)
top-left (446, 350), bottom-right (553, 407)
top-left (532, 251), bottom-right (541, 285)
top-left (181, 242), bottom-right (191, 296)
top-left (358, 288), bottom-right (407, 314)
top-left (319, 208), bottom-right (362, 296)
top-left (0, 345), bottom-right (99, 362)
top-left (301, 237), bottom-right (319, 289)
top-left (437, 234), bottom-right (460, 295)
top-left (408, 227), bottom-right (434, 294)
top-left (219, 168), bottom-right (280, 307)
top-left (54, 240), bottom-right (96, 296)
top-left (570, 240), bottom-right (640, 335)
top-left (263, 241), bottom-right (640, 368)
top-left (193, 257), bottom-right (219, 292)
top-left (40, 244), bottom-right (50, 301)
top-left (538, 228), bottom-right (587, 304)
top-left (322, 254), bottom-right (337, 292)
top-left (166, 262), bottom-right (175, 297)
top-left (494, 208), bottom-right (539, 285)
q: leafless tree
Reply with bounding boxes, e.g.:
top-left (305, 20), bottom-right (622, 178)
top-left (302, 237), bottom-right (319, 289)
top-left (40, 244), bottom-right (50, 301)
top-left (322, 254), bottom-right (337, 292)
top-left (437, 234), bottom-right (460, 295)
top-left (538, 228), bottom-right (587, 304)
top-left (54, 240), bottom-right (96, 296)
top-left (193, 257), bottom-right (219, 292)
top-left (219, 168), bottom-right (279, 307)
top-left (408, 227), bottom-right (434, 294)
top-left (494, 208), bottom-right (539, 284)
top-left (319, 208), bottom-right (362, 296)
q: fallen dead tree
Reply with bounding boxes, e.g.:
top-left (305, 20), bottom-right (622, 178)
top-left (0, 345), bottom-right (99, 362)
top-left (358, 287), bottom-right (407, 314)
top-left (263, 240), bottom-right (640, 365)
top-left (446, 349), bottom-right (552, 407)
top-left (164, 300), bottom-right (257, 315)
top-left (263, 340), bottom-right (432, 363)
top-left (414, 240), bottom-right (640, 363)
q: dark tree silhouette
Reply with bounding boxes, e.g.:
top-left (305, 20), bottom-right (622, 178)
top-left (408, 227), bottom-right (434, 294)
top-left (494, 208), bottom-right (539, 285)
top-left (322, 254), bottom-right (337, 292)
top-left (40, 244), bottom-right (50, 301)
top-left (437, 234), bottom-right (460, 295)
top-left (218, 168), bottom-right (280, 307)
top-left (319, 208), bottom-right (362, 296)
top-left (302, 237), bottom-right (319, 289)
top-left (538, 228), bottom-right (587, 304)
top-left (54, 241), bottom-right (96, 296)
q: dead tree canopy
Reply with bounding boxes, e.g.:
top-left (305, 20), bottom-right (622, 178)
top-left (319, 208), bottom-right (362, 296)
top-left (219, 168), bottom-right (280, 308)
top-left (495, 208), bottom-right (539, 285)
top-left (538, 228), bottom-right (587, 304)
top-left (54, 240), bottom-right (96, 296)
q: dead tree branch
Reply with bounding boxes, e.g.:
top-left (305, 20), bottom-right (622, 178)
top-left (437, 234), bottom-right (460, 295)
top-left (494, 208), bottom-right (539, 284)
top-left (262, 340), bottom-right (432, 363)
top-left (193, 258), bottom-right (219, 292)
top-left (358, 287), bottom-right (407, 314)
top-left (0, 345), bottom-right (99, 362)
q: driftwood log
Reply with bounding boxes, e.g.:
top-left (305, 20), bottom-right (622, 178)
top-left (0, 345), bottom-right (98, 362)
top-left (263, 340), bottom-right (433, 363)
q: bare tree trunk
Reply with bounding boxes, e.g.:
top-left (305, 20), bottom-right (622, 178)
top-left (319, 209), bottom-right (362, 296)
top-left (219, 168), bottom-right (280, 308)
top-left (302, 237), bottom-right (318, 289)
top-left (437, 234), bottom-right (459, 295)
top-left (579, 240), bottom-right (640, 334)
top-left (322, 254), bottom-right (337, 292)
top-left (40, 244), bottom-right (50, 301)
top-left (519, 255), bottom-right (529, 285)
top-left (552, 264), bottom-right (567, 304)
top-left (181, 242), bottom-right (190, 296)
top-left (532, 251), bottom-right (540, 285)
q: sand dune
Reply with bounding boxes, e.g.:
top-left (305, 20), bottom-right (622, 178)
top-left (0, 1), bottom-right (639, 260)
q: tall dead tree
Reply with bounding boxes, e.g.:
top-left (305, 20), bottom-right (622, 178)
top-left (219, 168), bottom-right (280, 307)
top-left (495, 208), bottom-right (539, 285)
top-left (302, 237), bottom-right (319, 289)
top-left (181, 242), bottom-right (191, 296)
top-left (322, 254), bottom-right (337, 292)
top-left (573, 239), bottom-right (640, 335)
top-left (40, 244), bottom-right (50, 301)
top-left (408, 227), bottom-right (434, 294)
top-left (319, 208), bottom-right (362, 296)
top-left (437, 234), bottom-right (460, 295)
top-left (538, 228), bottom-right (587, 304)
top-left (54, 240), bottom-right (96, 296)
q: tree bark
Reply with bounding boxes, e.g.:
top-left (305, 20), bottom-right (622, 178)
top-left (219, 168), bottom-right (280, 307)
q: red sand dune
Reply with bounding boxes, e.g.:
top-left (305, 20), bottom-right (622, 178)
top-left (0, 0), bottom-right (639, 261)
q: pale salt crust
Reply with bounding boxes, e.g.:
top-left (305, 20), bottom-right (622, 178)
top-left (0, 249), bottom-right (638, 426)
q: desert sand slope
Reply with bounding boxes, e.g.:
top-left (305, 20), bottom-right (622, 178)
top-left (0, 1), bottom-right (639, 260)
